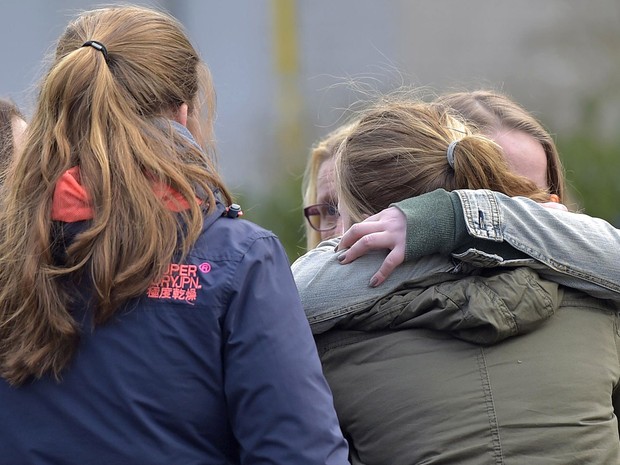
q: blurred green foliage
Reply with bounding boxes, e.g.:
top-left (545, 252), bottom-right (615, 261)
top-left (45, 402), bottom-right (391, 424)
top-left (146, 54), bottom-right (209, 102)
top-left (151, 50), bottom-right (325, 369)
top-left (559, 133), bottom-right (620, 226)
top-left (233, 174), bottom-right (307, 264)
top-left (558, 95), bottom-right (620, 227)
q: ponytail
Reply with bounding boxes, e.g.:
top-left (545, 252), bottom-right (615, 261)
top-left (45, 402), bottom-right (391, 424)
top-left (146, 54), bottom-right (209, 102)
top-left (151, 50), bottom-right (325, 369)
top-left (0, 6), bottom-right (231, 384)
top-left (337, 98), bottom-right (551, 224)
top-left (450, 135), bottom-right (550, 202)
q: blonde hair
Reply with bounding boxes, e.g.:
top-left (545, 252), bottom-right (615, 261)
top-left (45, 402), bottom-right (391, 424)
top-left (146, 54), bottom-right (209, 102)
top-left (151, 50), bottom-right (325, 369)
top-left (337, 98), bottom-right (550, 224)
top-left (0, 6), bottom-right (231, 385)
top-left (302, 121), bottom-right (357, 250)
top-left (436, 90), bottom-right (566, 202)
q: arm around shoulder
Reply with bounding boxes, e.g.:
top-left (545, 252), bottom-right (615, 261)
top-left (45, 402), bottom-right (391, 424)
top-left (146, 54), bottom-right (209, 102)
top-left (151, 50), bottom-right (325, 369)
top-left (392, 188), bottom-right (469, 261)
top-left (455, 189), bottom-right (620, 300)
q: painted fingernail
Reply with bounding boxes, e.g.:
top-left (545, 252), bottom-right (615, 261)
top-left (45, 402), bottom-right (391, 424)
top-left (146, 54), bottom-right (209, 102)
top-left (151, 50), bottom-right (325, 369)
top-left (337, 253), bottom-right (346, 263)
top-left (369, 276), bottom-right (379, 287)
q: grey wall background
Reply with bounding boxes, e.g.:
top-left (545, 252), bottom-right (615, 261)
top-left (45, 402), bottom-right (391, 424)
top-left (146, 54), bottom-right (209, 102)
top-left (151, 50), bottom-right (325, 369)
top-left (1, 0), bottom-right (618, 214)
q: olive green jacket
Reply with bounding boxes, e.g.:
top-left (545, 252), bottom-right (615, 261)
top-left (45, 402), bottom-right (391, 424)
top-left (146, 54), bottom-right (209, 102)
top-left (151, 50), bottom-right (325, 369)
top-left (316, 283), bottom-right (620, 465)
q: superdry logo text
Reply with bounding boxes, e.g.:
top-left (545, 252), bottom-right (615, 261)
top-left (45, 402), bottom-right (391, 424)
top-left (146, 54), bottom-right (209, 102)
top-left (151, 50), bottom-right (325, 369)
top-left (147, 263), bottom-right (208, 303)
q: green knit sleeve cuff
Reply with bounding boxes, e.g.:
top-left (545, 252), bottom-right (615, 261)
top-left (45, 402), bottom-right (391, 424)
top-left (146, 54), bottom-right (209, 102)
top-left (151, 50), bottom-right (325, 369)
top-left (391, 189), bottom-right (468, 262)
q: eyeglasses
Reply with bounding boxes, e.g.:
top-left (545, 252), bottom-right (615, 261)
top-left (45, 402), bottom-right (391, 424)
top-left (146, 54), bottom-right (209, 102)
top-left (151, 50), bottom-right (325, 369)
top-left (303, 203), bottom-right (340, 232)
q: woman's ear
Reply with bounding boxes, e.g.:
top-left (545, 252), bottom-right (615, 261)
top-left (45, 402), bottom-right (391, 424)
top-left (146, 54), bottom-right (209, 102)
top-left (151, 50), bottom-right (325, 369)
top-left (173, 103), bottom-right (189, 127)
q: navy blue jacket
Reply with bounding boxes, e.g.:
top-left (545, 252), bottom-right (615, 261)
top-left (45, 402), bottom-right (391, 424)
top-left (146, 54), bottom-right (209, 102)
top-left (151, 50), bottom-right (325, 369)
top-left (0, 202), bottom-right (349, 464)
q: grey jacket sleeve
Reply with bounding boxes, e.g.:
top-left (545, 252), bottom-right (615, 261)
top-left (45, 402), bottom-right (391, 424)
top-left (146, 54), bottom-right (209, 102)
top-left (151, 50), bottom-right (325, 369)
top-left (292, 239), bottom-right (460, 334)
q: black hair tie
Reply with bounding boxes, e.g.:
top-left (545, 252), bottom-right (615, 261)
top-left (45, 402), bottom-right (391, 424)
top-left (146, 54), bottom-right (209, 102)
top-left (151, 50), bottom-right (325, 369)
top-left (82, 40), bottom-right (109, 63)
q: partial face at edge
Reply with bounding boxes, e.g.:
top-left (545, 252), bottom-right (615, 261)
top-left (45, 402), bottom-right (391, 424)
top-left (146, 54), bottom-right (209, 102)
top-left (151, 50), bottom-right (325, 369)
top-left (10, 116), bottom-right (27, 154)
top-left (316, 157), bottom-right (344, 240)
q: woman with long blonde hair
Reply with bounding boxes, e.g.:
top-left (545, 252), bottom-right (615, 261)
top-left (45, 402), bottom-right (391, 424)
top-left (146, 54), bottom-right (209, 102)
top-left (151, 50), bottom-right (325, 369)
top-left (0, 6), bottom-right (348, 464)
top-left (302, 122), bottom-right (356, 250)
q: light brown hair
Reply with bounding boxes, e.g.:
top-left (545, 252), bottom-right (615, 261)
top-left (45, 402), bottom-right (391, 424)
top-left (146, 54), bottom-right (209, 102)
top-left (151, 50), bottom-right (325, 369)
top-left (0, 6), bottom-right (231, 384)
top-left (436, 90), bottom-right (566, 202)
top-left (337, 98), bottom-right (550, 223)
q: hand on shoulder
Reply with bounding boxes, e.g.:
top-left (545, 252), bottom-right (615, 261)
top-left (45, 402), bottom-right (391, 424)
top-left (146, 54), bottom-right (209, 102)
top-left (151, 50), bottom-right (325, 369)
top-left (336, 207), bottom-right (406, 287)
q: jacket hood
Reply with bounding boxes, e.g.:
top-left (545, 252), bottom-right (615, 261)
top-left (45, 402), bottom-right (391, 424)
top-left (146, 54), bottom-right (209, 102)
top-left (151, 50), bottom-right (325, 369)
top-left (50, 166), bottom-right (227, 265)
top-left (52, 167), bottom-right (200, 223)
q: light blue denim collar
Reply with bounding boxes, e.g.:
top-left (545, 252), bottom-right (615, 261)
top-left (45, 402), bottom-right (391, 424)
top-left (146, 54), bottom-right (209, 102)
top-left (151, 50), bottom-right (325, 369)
top-left (153, 118), bottom-right (223, 202)
top-left (168, 119), bottom-right (203, 151)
